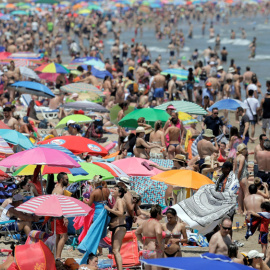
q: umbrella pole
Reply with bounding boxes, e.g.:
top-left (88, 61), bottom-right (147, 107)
top-left (54, 218), bottom-right (56, 258)
top-left (40, 171), bottom-right (44, 195)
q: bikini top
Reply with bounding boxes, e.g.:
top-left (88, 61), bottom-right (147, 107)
top-left (218, 151), bottom-right (227, 163)
top-left (164, 231), bottom-right (181, 238)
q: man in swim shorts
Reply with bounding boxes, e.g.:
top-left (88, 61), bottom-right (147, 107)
top-left (151, 72), bottom-right (166, 105)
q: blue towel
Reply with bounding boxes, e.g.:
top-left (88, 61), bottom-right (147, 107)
top-left (78, 207), bottom-right (110, 264)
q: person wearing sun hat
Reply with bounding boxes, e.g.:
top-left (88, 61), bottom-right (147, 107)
top-left (165, 104), bottom-right (176, 116)
top-left (202, 80), bottom-right (215, 106)
top-left (134, 127), bottom-right (162, 159)
top-left (243, 250), bottom-right (267, 267)
top-left (150, 154), bottom-right (187, 172)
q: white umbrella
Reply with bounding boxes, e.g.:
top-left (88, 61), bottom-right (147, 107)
top-left (19, 67), bottom-right (40, 81)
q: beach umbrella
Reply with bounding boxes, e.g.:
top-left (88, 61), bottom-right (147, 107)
top-left (0, 147), bottom-right (80, 168)
top-left (112, 157), bottom-right (162, 176)
top-left (0, 121), bottom-right (11, 130)
top-left (0, 15), bottom-right (11, 21)
top-left (10, 81), bottom-right (55, 98)
top-left (109, 104), bottom-right (134, 126)
top-left (35, 63), bottom-right (69, 74)
top-left (16, 194), bottom-right (90, 257)
top-left (151, 170), bottom-right (214, 189)
top-left (118, 108), bottom-right (170, 128)
top-left (178, 112), bottom-right (198, 125)
top-left (60, 83), bottom-right (104, 96)
top-left (141, 254), bottom-right (252, 270)
top-left (92, 162), bottom-right (129, 178)
top-left (161, 68), bottom-right (199, 83)
top-left (55, 114), bottom-right (93, 129)
top-left (78, 8), bottom-right (91, 14)
top-left (0, 52), bottom-right (11, 60)
top-left (19, 67), bottom-right (40, 81)
top-left (8, 52), bottom-right (43, 60)
top-left (13, 164), bottom-right (88, 176)
top-left (71, 57), bottom-right (104, 66)
top-left (155, 101), bottom-right (207, 115)
top-left (67, 162), bottom-right (115, 182)
top-left (208, 98), bottom-right (248, 111)
top-left (84, 59), bottom-right (105, 68)
top-left (0, 169), bottom-right (10, 178)
top-left (0, 136), bottom-right (14, 156)
top-left (38, 73), bottom-right (63, 82)
top-left (91, 66), bottom-right (113, 79)
top-left (11, 10), bottom-right (29, 15)
top-left (5, 3), bottom-right (16, 9)
top-left (63, 101), bottom-right (109, 113)
top-left (35, 0), bottom-right (59, 4)
top-left (14, 59), bottom-right (38, 67)
top-left (0, 129), bottom-right (33, 149)
top-left (38, 136), bottom-right (108, 156)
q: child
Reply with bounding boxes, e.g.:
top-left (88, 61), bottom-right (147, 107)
top-left (249, 201), bottom-right (270, 257)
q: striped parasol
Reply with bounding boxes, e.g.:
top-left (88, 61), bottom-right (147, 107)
top-left (16, 194), bottom-right (90, 217)
top-left (60, 83), bottom-right (104, 96)
top-left (35, 63), bottom-right (69, 74)
top-left (0, 136), bottom-right (13, 155)
top-left (155, 101), bottom-right (207, 115)
top-left (14, 59), bottom-right (37, 67)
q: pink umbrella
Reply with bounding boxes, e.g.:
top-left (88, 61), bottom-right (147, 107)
top-left (16, 194), bottom-right (91, 258)
top-left (16, 194), bottom-right (90, 217)
top-left (0, 148), bottom-right (80, 168)
top-left (112, 157), bottom-right (162, 176)
top-left (38, 73), bottom-right (66, 82)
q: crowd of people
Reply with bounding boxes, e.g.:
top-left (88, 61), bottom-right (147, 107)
top-left (0, 1), bottom-right (270, 269)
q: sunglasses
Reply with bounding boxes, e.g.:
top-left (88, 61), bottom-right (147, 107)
top-left (213, 113), bottom-right (219, 115)
top-left (222, 226), bottom-right (232, 230)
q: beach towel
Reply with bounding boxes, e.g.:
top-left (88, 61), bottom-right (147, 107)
top-left (130, 176), bottom-right (166, 205)
top-left (150, 159), bottom-right (173, 168)
top-left (77, 207), bottom-right (110, 264)
top-left (172, 184), bottom-right (237, 235)
top-left (25, 230), bottom-right (49, 244)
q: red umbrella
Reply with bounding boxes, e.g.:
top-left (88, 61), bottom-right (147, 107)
top-left (38, 136), bottom-right (108, 156)
top-left (0, 169), bottom-right (10, 179)
top-left (0, 120), bottom-right (11, 130)
top-left (93, 162), bottom-right (129, 178)
top-left (0, 52), bottom-right (11, 60)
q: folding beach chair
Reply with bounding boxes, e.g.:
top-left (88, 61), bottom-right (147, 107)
top-left (20, 94), bottom-right (59, 120)
top-left (107, 230), bottom-right (143, 269)
top-left (0, 220), bottom-right (20, 243)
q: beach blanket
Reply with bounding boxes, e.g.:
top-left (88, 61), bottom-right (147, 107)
top-left (150, 159), bottom-right (173, 168)
top-left (172, 184), bottom-right (237, 235)
top-left (130, 176), bottom-right (166, 205)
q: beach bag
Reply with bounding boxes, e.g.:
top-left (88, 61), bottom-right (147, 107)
top-left (38, 119), bottom-right (48, 129)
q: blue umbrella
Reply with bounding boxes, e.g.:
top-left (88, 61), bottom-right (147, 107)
top-left (36, 145), bottom-right (87, 176)
top-left (11, 81), bottom-right (55, 98)
top-left (208, 99), bottom-right (248, 111)
top-left (84, 59), bottom-right (105, 68)
top-left (72, 57), bottom-right (104, 67)
top-left (0, 129), bottom-right (33, 150)
top-left (141, 253), bottom-right (251, 270)
top-left (0, 15), bottom-right (11, 20)
top-left (91, 66), bottom-right (113, 79)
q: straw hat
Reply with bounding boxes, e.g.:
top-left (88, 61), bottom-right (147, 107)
top-left (54, 89), bottom-right (61, 95)
top-left (203, 129), bottom-right (215, 138)
top-left (237, 143), bottom-right (247, 153)
top-left (202, 156), bottom-right (218, 166)
top-left (92, 175), bottom-right (103, 184)
top-left (136, 127), bottom-right (146, 133)
top-left (217, 65), bottom-right (223, 71)
top-left (172, 154), bottom-right (187, 164)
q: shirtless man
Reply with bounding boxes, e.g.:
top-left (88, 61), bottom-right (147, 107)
top-left (168, 76), bottom-right (177, 101)
top-left (49, 90), bottom-right (67, 119)
top-left (234, 75), bottom-right (243, 100)
top-left (51, 172), bottom-right (69, 259)
top-left (254, 134), bottom-right (267, 177)
top-left (3, 107), bottom-right (18, 131)
top-left (257, 140), bottom-right (270, 186)
top-left (197, 129), bottom-right (219, 168)
top-left (209, 217), bottom-right (232, 256)
top-left (243, 67), bottom-right (253, 90)
top-left (244, 184), bottom-right (265, 217)
top-left (150, 73), bottom-right (166, 105)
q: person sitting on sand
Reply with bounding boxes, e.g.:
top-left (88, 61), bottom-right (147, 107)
top-left (79, 253), bottom-right (98, 270)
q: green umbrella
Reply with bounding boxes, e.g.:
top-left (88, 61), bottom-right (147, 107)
top-left (155, 101), bottom-right (207, 115)
top-left (68, 162), bottom-right (114, 183)
top-left (118, 108), bottom-right (170, 129)
top-left (109, 104), bottom-right (134, 126)
top-left (35, 0), bottom-right (59, 4)
top-left (11, 10), bottom-right (29, 15)
top-left (55, 114), bottom-right (93, 129)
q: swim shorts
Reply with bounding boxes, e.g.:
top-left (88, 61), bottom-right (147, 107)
top-left (259, 232), bottom-right (268, 245)
top-left (262, 118), bottom-right (270, 130)
top-left (51, 218), bottom-right (68, 235)
top-left (154, 88), bottom-right (164, 98)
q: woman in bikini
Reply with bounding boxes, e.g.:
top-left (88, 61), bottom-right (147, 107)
top-left (134, 127), bottom-right (162, 159)
top-left (104, 184), bottom-right (127, 270)
top-left (162, 208), bottom-right (187, 258)
top-left (135, 205), bottom-right (164, 270)
top-left (149, 120), bottom-right (166, 159)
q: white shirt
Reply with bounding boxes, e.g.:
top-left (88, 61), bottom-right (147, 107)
top-left (244, 97), bottom-right (260, 121)
top-left (32, 22), bottom-right (39, 31)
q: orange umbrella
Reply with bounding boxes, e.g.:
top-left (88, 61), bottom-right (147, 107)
top-left (73, 3), bottom-right (82, 10)
top-left (6, 3), bottom-right (16, 9)
top-left (151, 170), bottom-right (214, 189)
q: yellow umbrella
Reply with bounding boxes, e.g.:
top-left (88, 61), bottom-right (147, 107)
top-left (178, 111), bottom-right (198, 125)
top-left (151, 170), bottom-right (214, 190)
top-left (78, 9), bottom-right (91, 14)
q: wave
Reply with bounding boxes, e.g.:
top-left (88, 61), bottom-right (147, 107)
top-left (147, 46), bottom-right (166, 53)
top-left (207, 38), bottom-right (250, 46)
top-left (249, 55), bottom-right (270, 61)
top-left (256, 24), bottom-right (270, 30)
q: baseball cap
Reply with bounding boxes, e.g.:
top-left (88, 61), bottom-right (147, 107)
top-left (128, 66), bottom-right (134, 71)
top-left (67, 120), bottom-right (76, 126)
top-left (247, 250), bottom-right (264, 259)
top-left (13, 194), bottom-right (26, 202)
top-left (247, 84), bottom-right (257, 91)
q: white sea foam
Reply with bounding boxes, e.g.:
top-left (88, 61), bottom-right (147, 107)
top-left (207, 38), bottom-right (250, 46)
top-left (147, 46), bottom-right (167, 53)
top-left (249, 55), bottom-right (270, 61)
top-left (256, 23), bottom-right (270, 30)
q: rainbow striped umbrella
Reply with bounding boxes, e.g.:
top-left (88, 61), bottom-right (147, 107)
top-left (161, 68), bottom-right (199, 83)
top-left (35, 63), bottom-right (69, 74)
top-left (0, 136), bottom-right (14, 155)
top-left (60, 83), bottom-right (104, 96)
